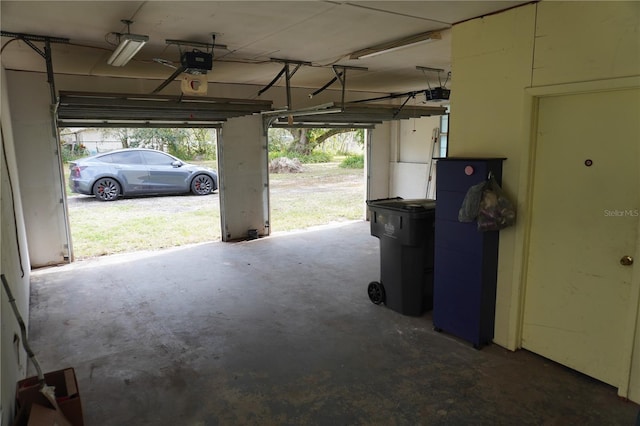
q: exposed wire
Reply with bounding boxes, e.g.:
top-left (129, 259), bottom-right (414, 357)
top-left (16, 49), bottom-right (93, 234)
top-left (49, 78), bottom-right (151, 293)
top-left (314, 53), bottom-right (353, 68)
top-left (1, 274), bottom-right (44, 384)
top-left (1, 127), bottom-right (26, 278)
top-left (0, 37), bottom-right (19, 54)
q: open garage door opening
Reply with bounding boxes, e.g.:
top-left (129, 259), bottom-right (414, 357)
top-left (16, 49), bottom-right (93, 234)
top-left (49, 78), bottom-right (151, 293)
top-left (267, 127), bottom-right (366, 234)
top-left (60, 126), bottom-right (222, 260)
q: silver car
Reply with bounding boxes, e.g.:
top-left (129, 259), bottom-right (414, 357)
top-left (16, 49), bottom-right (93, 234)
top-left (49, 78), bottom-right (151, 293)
top-left (69, 148), bottom-right (218, 201)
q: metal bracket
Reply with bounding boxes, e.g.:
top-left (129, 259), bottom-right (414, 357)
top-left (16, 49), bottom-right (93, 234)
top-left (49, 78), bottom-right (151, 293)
top-left (393, 93), bottom-right (417, 118)
top-left (309, 65), bottom-right (368, 107)
top-left (257, 58), bottom-right (312, 110)
top-left (416, 66), bottom-right (450, 92)
top-left (1, 31), bottom-right (69, 104)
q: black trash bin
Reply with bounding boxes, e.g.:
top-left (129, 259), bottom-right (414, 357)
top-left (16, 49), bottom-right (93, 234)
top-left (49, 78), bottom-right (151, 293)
top-left (366, 198), bottom-right (436, 316)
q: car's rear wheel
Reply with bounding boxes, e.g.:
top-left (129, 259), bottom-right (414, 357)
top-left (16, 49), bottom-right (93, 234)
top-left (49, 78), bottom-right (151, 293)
top-left (191, 174), bottom-right (215, 195)
top-left (93, 178), bottom-right (121, 201)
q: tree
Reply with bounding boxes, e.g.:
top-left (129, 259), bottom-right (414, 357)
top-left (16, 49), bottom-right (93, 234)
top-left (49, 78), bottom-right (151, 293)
top-left (100, 127), bottom-right (216, 160)
top-left (276, 128), bottom-right (363, 156)
top-left (128, 128), bottom-right (189, 153)
top-left (190, 128), bottom-right (216, 159)
top-left (267, 128), bottom-right (294, 152)
top-left (101, 128), bottom-right (132, 149)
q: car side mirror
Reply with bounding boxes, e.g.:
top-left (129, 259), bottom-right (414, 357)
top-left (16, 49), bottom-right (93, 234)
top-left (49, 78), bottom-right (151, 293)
top-left (172, 160), bottom-right (183, 167)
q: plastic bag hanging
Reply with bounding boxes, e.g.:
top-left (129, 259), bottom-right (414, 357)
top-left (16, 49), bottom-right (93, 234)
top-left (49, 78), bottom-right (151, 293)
top-left (458, 180), bottom-right (487, 222)
top-left (476, 175), bottom-right (516, 231)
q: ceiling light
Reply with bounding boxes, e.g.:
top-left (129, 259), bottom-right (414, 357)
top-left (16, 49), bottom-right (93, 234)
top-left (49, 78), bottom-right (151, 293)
top-left (107, 20), bottom-right (149, 67)
top-left (350, 31), bottom-right (441, 60)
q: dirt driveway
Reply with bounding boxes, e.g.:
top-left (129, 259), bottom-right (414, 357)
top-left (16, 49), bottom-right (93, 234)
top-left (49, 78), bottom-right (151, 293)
top-left (67, 191), bottom-right (219, 214)
top-left (66, 163), bottom-right (364, 258)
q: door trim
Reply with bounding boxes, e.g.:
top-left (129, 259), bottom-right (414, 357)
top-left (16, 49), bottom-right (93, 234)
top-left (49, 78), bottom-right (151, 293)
top-left (512, 75), bottom-right (640, 398)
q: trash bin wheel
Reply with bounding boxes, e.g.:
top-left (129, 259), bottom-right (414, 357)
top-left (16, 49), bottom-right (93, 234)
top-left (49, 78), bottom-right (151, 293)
top-left (368, 281), bottom-right (385, 305)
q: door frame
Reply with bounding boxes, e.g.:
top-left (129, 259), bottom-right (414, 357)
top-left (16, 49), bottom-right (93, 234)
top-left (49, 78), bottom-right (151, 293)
top-left (511, 76), bottom-right (640, 397)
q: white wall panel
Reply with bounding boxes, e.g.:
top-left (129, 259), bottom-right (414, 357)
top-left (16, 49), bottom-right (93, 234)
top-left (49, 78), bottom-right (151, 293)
top-left (398, 116), bottom-right (439, 163)
top-left (5, 71), bottom-right (68, 267)
top-left (219, 115), bottom-right (268, 241)
top-left (389, 163), bottom-right (430, 199)
top-left (367, 122), bottom-right (391, 204)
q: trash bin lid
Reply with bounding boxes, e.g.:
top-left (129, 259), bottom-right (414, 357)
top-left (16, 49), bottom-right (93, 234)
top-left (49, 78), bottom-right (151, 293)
top-left (367, 198), bottom-right (435, 212)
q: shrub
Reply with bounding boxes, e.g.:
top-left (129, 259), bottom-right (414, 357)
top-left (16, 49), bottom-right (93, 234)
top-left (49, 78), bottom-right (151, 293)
top-left (340, 154), bottom-right (364, 169)
top-left (269, 150), bottom-right (289, 161)
top-left (269, 157), bottom-right (303, 173)
top-left (301, 151), bottom-right (333, 163)
top-left (268, 150), bottom-right (332, 164)
top-left (61, 145), bottom-right (89, 163)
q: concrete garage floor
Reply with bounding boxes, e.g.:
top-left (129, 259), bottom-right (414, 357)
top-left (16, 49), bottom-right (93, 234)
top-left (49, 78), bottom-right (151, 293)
top-left (29, 221), bottom-right (639, 425)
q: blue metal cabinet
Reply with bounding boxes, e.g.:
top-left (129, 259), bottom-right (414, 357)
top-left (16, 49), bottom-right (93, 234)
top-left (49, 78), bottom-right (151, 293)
top-left (433, 158), bottom-right (505, 348)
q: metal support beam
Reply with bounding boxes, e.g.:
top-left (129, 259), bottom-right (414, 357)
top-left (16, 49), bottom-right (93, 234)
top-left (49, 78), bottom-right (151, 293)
top-left (352, 90), bottom-right (422, 104)
top-left (309, 65), bottom-right (368, 105)
top-left (21, 39), bottom-right (46, 58)
top-left (393, 93), bottom-right (416, 118)
top-left (1, 31), bottom-right (69, 104)
top-left (334, 67), bottom-right (347, 107)
top-left (284, 63), bottom-right (293, 110)
top-left (0, 31), bottom-right (69, 44)
top-left (165, 36), bottom-right (227, 52)
top-left (257, 58), bottom-right (311, 109)
top-left (44, 40), bottom-right (57, 105)
top-left (415, 66), bottom-right (445, 73)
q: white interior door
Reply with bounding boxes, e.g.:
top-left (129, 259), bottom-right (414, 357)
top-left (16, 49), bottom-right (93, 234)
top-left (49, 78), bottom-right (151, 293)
top-left (522, 88), bottom-right (640, 388)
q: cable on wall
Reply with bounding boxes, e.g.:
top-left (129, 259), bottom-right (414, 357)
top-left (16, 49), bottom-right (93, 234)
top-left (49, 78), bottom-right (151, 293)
top-left (1, 126), bottom-right (26, 278)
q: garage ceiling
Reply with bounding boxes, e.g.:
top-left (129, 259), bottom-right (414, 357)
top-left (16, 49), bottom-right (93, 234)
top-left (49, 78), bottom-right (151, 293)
top-left (1, 1), bottom-right (531, 98)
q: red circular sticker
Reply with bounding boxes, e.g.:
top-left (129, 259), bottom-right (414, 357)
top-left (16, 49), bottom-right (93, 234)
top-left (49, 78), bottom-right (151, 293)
top-left (464, 166), bottom-right (474, 176)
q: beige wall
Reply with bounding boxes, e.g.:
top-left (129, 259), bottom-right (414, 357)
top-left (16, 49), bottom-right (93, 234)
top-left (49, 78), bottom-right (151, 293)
top-left (450, 0), bottom-right (536, 350)
top-left (450, 0), bottom-right (640, 401)
top-left (1, 66), bottom-right (31, 426)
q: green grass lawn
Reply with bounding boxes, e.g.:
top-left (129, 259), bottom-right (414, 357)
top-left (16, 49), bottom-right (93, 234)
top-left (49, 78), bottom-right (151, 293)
top-left (67, 162), bottom-right (365, 259)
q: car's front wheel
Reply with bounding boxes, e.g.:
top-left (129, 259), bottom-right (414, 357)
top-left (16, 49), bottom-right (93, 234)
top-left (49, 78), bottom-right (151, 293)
top-left (191, 174), bottom-right (215, 195)
top-left (93, 178), bottom-right (121, 201)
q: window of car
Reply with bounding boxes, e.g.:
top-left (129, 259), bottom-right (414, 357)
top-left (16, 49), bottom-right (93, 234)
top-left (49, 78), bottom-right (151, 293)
top-left (105, 151), bottom-right (144, 165)
top-left (141, 151), bottom-right (176, 166)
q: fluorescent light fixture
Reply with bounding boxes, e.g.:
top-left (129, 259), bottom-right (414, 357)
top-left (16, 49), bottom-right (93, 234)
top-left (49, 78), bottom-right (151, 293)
top-left (107, 33), bottom-right (149, 66)
top-left (350, 31), bottom-right (441, 60)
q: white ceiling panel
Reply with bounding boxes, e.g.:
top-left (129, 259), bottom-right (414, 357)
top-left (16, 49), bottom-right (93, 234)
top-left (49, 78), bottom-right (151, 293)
top-left (1, 1), bottom-right (531, 95)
